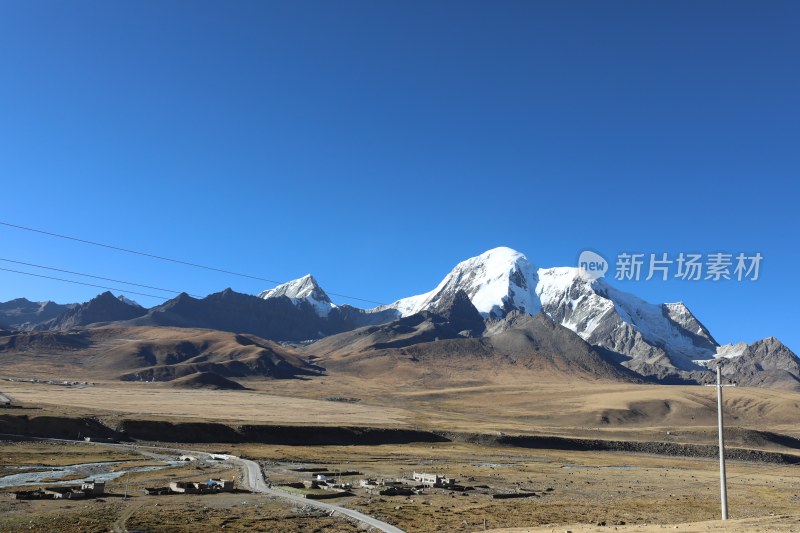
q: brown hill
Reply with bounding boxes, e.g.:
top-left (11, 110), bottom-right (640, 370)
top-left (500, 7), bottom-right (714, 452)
top-left (308, 312), bottom-right (638, 385)
top-left (166, 372), bottom-right (248, 390)
top-left (0, 326), bottom-right (321, 382)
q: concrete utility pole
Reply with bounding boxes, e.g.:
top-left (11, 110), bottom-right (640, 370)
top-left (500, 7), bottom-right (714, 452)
top-left (706, 364), bottom-right (735, 520)
top-left (715, 365), bottom-right (728, 520)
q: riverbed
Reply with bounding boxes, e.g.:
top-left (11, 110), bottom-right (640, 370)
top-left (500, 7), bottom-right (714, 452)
top-left (0, 459), bottom-right (183, 487)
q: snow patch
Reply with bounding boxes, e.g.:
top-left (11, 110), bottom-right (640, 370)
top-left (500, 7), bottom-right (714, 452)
top-left (715, 342), bottom-right (749, 359)
top-left (117, 295), bottom-right (142, 308)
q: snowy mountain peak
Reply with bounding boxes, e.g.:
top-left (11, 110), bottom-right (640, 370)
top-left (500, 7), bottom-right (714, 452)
top-left (258, 274), bottom-right (336, 317)
top-left (260, 274), bottom-right (330, 302)
top-left (477, 246), bottom-right (529, 263)
top-left (386, 246), bottom-right (541, 319)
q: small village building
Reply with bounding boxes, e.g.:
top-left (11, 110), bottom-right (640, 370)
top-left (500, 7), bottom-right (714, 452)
top-left (13, 481), bottom-right (104, 500)
top-left (81, 480), bottom-right (105, 495)
top-left (143, 487), bottom-right (173, 495)
top-left (44, 487), bottom-right (86, 499)
top-left (168, 479), bottom-right (236, 494)
top-left (208, 478), bottom-right (235, 491)
top-left (11, 489), bottom-right (51, 500)
top-left (379, 486), bottom-right (415, 496)
top-left (412, 472), bottom-right (456, 488)
top-left (169, 481), bottom-right (201, 494)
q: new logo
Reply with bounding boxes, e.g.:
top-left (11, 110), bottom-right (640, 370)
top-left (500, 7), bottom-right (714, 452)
top-left (578, 250), bottom-right (608, 279)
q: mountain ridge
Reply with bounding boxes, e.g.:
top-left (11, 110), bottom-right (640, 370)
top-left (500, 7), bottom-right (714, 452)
top-left (35, 291), bottom-right (146, 331)
top-left (2, 246), bottom-right (796, 389)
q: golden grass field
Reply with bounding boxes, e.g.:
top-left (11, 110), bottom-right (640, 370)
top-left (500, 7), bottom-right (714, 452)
top-left (2, 375), bottom-right (800, 446)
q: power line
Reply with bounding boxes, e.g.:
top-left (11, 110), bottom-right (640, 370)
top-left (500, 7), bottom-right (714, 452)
top-left (0, 258), bottom-right (203, 298)
top-left (0, 267), bottom-right (169, 300)
top-left (0, 221), bottom-right (386, 306)
top-left (0, 221), bottom-right (280, 283)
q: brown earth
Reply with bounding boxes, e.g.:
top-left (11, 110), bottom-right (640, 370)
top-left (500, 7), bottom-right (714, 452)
top-left (0, 325), bottom-right (318, 382)
top-left (166, 371), bottom-right (248, 390)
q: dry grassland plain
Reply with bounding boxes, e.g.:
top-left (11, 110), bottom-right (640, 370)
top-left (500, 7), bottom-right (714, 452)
top-left (2, 370), bottom-right (800, 531)
top-left (2, 377), bottom-right (800, 441)
top-left (1, 441), bottom-right (799, 532)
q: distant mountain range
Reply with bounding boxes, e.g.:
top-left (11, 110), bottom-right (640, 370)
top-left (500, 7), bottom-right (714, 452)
top-left (1, 247), bottom-right (797, 390)
top-left (0, 297), bottom-right (77, 329)
top-left (33, 291), bottom-right (148, 331)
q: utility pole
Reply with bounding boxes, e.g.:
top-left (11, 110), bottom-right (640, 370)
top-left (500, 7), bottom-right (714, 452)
top-left (706, 364), bottom-right (735, 520)
top-left (715, 365), bottom-right (728, 520)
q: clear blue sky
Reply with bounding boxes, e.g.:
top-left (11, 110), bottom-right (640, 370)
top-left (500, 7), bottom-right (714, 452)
top-left (0, 1), bottom-right (797, 352)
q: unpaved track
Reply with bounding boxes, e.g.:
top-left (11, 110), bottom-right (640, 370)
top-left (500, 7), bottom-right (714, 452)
top-left (234, 454), bottom-right (404, 533)
top-left (112, 498), bottom-right (148, 533)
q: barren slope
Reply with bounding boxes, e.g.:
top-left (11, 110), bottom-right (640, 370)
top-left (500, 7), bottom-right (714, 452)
top-left (309, 312), bottom-right (637, 385)
top-left (0, 325), bottom-right (320, 381)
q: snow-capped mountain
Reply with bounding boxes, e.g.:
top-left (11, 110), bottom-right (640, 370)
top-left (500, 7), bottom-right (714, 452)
top-left (377, 247), bottom-right (718, 371)
top-left (258, 274), bottom-right (336, 317)
top-left (384, 247), bottom-right (541, 318)
top-left (260, 247), bottom-right (793, 381)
